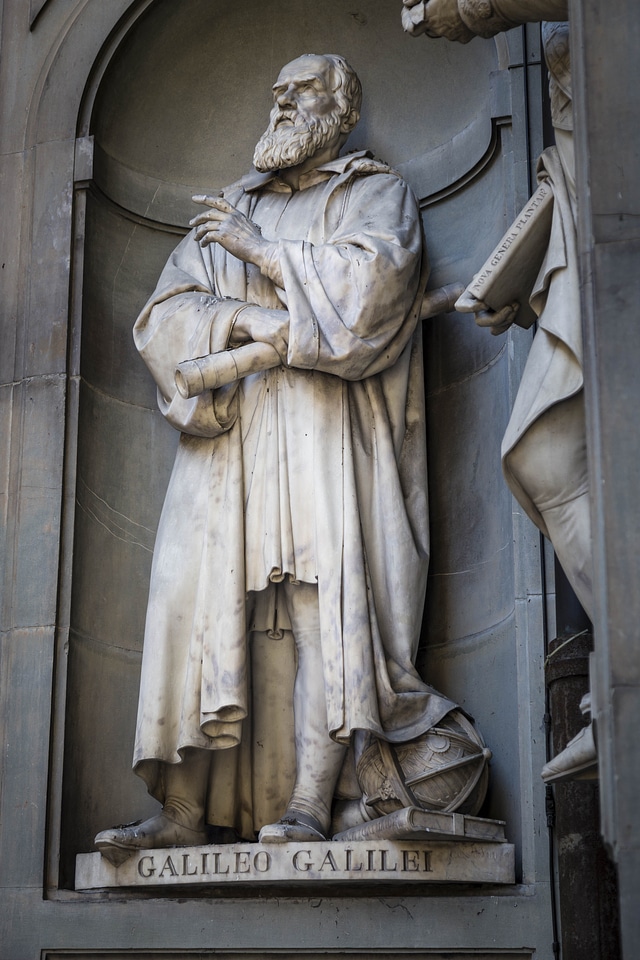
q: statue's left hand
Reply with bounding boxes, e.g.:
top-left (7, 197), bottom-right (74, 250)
top-left (190, 195), bottom-right (274, 269)
top-left (231, 305), bottom-right (289, 363)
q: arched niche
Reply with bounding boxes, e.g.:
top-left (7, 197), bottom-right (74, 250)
top-left (60, 0), bottom-right (531, 886)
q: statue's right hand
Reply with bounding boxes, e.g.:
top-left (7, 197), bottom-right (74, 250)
top-left (456, 291), bottom-right (519, 336)
top-left (475, 302), bottom-right (520, 336)
top-left (403, 0), bottom-right (475, 42)
top-left (402, 1), bottom-right (430, 35)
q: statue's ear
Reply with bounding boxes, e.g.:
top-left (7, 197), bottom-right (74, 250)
top-left (340, 109), bottom-right (360, 135)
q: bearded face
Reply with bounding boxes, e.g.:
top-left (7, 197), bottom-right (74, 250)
top-left (253, 104), bottom-right (345, 173)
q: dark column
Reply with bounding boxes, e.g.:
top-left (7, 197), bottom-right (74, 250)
top-left (571, 2), bottom-right (640, 955)
top-left (546, 562), bottom-right (621, 960)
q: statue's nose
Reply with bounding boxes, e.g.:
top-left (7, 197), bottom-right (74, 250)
top-left (276, 85), bottom-right (296, 108)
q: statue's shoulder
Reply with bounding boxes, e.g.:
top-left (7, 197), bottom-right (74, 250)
top-left (217, 170), bottom-right (273, 201)
top-left (332, 153), bottom-right (412, 207)
top-left (341, 152), bottom-right (400, 180)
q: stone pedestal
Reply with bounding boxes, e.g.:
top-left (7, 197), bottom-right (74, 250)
top-left (76, 839), bottom-right (515, 890)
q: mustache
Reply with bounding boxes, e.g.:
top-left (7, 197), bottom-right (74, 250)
top-left (271, 110), bottom-right (302, 129)
top-left (270, 108), bottom-right (306, 130)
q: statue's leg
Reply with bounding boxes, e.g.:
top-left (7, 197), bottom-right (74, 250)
top-left (95, 749), bottom-right (211, 865)
top-left (259, 581), bottom-right (346, 842)
top-left (161, 747), bottom-right (211, 831)
top-left (538, 489), bottom-right (593, 620)
top-left (506, 390), bottom-right (593, 620)
top-left (506, 391), bottom-right (597, 781)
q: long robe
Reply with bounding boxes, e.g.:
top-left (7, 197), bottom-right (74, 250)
top-left (132, 151), bottom-right (455, 836)
top-left (501, 144), bottom-right (582, 534)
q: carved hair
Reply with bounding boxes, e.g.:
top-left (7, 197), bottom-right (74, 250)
top-left (321, 54), bottom-right (362, 123)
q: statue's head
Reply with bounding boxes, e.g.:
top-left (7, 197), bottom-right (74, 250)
top-left (253, 54), bottom-right (362, 173)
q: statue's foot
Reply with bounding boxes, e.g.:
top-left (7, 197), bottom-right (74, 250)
top-left (95, 813), bottom-right (208, 866)
top-left (541, 722), bottom-right (597, 784)
top-left (259, 810), bottom-right (326, 843)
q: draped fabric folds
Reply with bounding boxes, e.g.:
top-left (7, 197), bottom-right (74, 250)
top-left (502, 146), bottom-right (582, 536)
top-left (132, 152), bottom-right (455, 837)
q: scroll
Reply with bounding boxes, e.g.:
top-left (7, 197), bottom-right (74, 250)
top-left (175, 340), bottom-right (280, 399)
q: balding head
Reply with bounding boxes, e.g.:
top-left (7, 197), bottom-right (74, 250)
top-left (253, 54), bottom-right (361, 173)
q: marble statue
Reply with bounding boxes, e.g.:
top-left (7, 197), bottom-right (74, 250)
top-left (402, 0), bottom-right (597, 783)
top-left (95, 53), bottom-right (462, 865)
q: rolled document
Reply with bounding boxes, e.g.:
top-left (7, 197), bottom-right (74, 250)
top-left (175, 341), bottom-right (280, 399)
top-left (175, 282), bottom-right (465, 400)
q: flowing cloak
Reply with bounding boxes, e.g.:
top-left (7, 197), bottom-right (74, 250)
top-left (501, 146), bottom-right (582, 536)
top-left (132, 151), bottom-right (455, 836)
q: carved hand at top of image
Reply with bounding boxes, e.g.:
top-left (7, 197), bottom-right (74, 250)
top-left (402, 0), bottom-right (476, 42)
top-left (402, 0), bottom-right (597, 784)
top-left (94, 53), bottom-right (492, 868)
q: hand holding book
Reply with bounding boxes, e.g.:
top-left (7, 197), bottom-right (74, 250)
top-left (456, 291), bottom-right (520, 336)
top-left (455, 180), bottom-right (554, 332)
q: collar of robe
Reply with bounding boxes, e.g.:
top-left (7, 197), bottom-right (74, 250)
top-left (240, 149), bottom-right (374, 194)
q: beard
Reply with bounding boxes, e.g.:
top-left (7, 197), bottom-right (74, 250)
top-left (253, 107), bottom-right (344, 172)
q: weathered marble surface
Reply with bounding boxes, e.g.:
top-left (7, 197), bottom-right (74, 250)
top-left (77, 839), bottom-right (515, 889)
top-left (405, 0), bottom-right (595, 787)
top-left (98, 51), bottom-right (468, 863)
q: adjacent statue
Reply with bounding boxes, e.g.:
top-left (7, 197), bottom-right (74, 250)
top-left (402, 1), bottom-right (597, 782)
top-left (95, 53), bottom-right (480, 865)
top-left (401, 0), bottom-right (569, 44)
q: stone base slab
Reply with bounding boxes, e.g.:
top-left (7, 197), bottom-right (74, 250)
top-left (76, 839), bottom-right (515, 890)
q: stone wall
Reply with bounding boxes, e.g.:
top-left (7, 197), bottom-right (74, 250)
top-left (0, 1), bottom-right (570, 956)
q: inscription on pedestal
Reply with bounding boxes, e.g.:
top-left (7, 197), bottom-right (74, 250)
top-left (136, 845), bottom-right (433, 879)
top-left (76, 839), bottom-right (515, 890)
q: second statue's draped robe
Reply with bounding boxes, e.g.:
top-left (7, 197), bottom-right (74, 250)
top-left (132, 152), bottom-right (455, 837)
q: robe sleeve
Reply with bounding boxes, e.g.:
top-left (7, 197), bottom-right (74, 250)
top-left (281, 173), bottom-right (425, 381)
top-left (457, 0), bottom-right (568, 38)
top-left (133, 230), bottom-right (247, 438)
